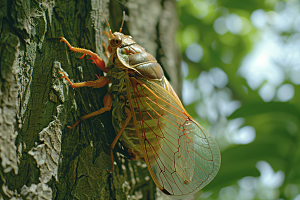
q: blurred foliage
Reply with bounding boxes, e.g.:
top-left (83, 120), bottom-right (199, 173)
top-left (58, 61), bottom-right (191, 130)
top-left (175, 0), bottom-right (300, 199)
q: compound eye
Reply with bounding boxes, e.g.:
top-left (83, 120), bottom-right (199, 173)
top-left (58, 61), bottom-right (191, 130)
top-left (110, 35), bottom-right (122, 47)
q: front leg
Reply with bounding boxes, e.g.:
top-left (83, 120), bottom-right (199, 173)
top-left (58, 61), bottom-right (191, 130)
top-left (59, 37), bottom-right (108, 72)
top-left (59, 72), bottom-right (109, 88)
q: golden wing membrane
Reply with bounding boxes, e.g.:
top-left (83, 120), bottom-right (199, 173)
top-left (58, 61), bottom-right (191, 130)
top-left (127, 76), bottom-right (221, 197)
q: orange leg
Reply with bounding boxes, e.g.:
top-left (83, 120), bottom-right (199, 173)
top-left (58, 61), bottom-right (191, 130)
top-left (102, 42), bottom-right (110, 59)
top-left (59, 71), bottom-right (108, 88)
top-left (102, 30), bottom-right (110, 38)
top-left (108, 107), bottom-right (132, 172)
top-left (102, 30), bottom-right (112, 56)
top-left (59, 37), bottom-right (107, 72)
top-left (67, 93), bottom-right (112, 129)
top-left (59, 71), bottom-right (111, 129)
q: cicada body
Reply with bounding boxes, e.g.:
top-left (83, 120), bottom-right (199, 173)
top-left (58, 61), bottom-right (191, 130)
top-left (59, 12), bottom-right (220, 198)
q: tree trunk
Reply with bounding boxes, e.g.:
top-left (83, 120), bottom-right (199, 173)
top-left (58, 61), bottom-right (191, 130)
top-left (0, 0), bottom-right (180, 199)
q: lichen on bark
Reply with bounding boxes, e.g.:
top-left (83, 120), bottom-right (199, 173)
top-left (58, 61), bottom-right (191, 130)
top-left (0, 32), bottom-right (20, 175)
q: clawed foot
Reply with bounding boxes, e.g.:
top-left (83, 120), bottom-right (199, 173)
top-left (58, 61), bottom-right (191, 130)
top-left (58, 71), bottom-right (74, 88)
top-left (66, 119), bottom-right (80, 129)
top-left (59, 37), bottom-right (70, 47)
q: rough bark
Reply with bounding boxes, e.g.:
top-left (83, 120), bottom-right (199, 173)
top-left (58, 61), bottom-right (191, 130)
top-left (0, 0), bottom-right (180, 199)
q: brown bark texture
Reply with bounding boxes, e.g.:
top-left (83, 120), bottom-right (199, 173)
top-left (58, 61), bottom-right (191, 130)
top-left (0, 0), bottom-right (180, 199)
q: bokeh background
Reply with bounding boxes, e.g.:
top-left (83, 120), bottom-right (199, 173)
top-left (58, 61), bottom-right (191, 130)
top-left (174, 0), bottom-right (300, 199)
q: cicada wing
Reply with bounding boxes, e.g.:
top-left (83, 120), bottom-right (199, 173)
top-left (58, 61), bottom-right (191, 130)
top-left (126, 76), bottom-right (221, 197)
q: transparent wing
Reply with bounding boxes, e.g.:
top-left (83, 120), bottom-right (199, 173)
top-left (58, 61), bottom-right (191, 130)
top-left (127, 76), bottom-right (221, 197)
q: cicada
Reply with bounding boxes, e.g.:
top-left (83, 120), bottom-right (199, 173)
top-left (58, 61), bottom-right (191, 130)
top-left (58, 12), bottom-right (220, 198)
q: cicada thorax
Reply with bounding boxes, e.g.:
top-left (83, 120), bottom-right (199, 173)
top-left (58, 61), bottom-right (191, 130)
top-left (107, 32), bottom-right (168, 162)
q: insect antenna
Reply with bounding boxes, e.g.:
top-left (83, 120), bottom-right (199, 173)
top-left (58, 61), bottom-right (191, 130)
top-left (119, 11), bottom-right (125, 33)
top-left (100, 10), bottom-right (113, 37)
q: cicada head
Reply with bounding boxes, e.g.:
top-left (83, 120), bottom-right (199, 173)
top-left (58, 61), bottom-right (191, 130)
top-left (109, 33), bottom-right (122, 48)
top-left (101, 11), bottom-right (132, 50)
top-left (109, 32), bottom-right (136, 50)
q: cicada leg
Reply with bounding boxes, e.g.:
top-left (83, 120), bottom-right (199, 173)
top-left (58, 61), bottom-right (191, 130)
top-left (108, 107), bottom-right (132, 172)
top-left (102, 30), bottom-right (110, 39)
top-left (58, 71), bottom-right (109, 88)
top-left (102, 42), bottom-right (110, 59)
top-left (67, 93), bottom-right (112, 129)
top-left (59, 37), bottom-right (107, 72)
top-left (59, 71), bottom-right (111, 129)
top-left (102, 31), bottom-right (112, 55)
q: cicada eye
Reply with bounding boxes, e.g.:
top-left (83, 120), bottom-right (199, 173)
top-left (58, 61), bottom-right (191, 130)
top-left (110, 35), bottom-right (122, 47)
